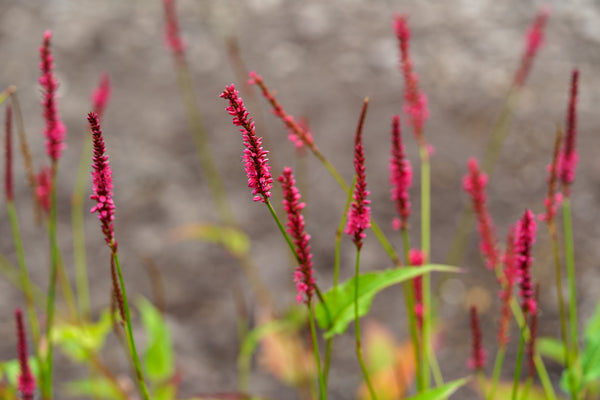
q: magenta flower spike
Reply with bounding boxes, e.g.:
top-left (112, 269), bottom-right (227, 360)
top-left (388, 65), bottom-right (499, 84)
top-left (409, 249), bottom-right (425, 330)
top-left (162, 0), bottom-right (186, 57)
top-left (35, 166), bottom-right (52, 214)
top-left (514, 7), bottom-right (550, 87)
top-left (468, 306), bottom-right (487, 370)
top-left (560, 69), bottom-right (580, 196)
top-left (91, 73), bottom-right (112, 119)
top-left (39, 30), bottom-right (66, 162)
top-left (389, 114), bottom-right (413, 231)
top-left (15, 309), bottom-right (35, 400)
top-left (393, 14), bottom-right (429, 141)
top-left (498, 227), bottom-right (517, 347)
top-left (87, 112), bottom-right (116, 251)
top-left (463, 158), bottom-right (500, 270)
top-left (345, 99), bottom-right (371, 250)
top-left (5, 104), bottom-right (13, 202)
top-left (515, 209), bottom-right (537, 315)
top-left (248, 72), bottom-right (315, 150)
top-left (221, 84), bottom-right (273, 203)
top-left (539, 128), bottom-right (563, 222)
top-left (278, 167), bottom-right (315, 304)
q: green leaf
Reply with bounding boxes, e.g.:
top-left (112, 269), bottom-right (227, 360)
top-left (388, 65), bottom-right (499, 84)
top-left (315, 265), bottom-right (459, 338)
top-left (537, 337), bottom-right (566, 365)
top-left (138, 297), bottom-right (174, 382)
top-left (173, 223), bottom-right (250, 257)
top-left (65, 378), bottom-right (122, 400)
top-left (405, 377), bottom-right (468, 400)
top-left (154, 383), bottom-right (177, 400)
top-left (52, 311), bottom-right (112, 361)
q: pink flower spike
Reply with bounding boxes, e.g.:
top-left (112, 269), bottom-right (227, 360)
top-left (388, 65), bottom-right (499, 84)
top-left (515, 209), bottom-right (537, 315)
top-left (345, 98), bottom-right (371, 250)
top-left (39, 30), bottom-right (66, 162)
top-left (162, 0), bottom-right (186, 57)
top-left (463, 158), bottom-right (500, 270)
top-left (35, 166), bottom-right (52, 214)
top-left (393, 14), bottom-right (429, 141)
top-left (409, 249), bottom-right (425, 330)
top-left (87, 112), bottom-right (117, 251)
top-left (221, 84), bottom-right (273, 203)
top-left (278, 167), bottom-right (315, 304)
top-left (389, 115), bottom-right (412, 231)
top-left (91, 73), bottom-right (112, 119)
top-left (5, 104), bottom-right (13, 202)
top-left (498, 227), bottom-right (517, 347)
top-left (248, 72), bottom-right (315, 150)
top-left (468, 306), bottom-right (487, 371)
top-left (560, 69), bottom-right (580, 196)
top-left (513, 7), bottom-right (550, 87)
top-left (539, 127), bottom-right (563, 223)
top-left (15, 309), bottom-right (35, 400)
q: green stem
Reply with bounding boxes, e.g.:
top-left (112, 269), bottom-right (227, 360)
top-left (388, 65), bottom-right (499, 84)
top-left (308, 302), bottom-right (327, 400)
top-left (487, 347), bottom-right (506, 400)
top-left (511, 325), bottom-right (526, 400)
top-left (562, 198), bottom-right (579, 358)
top-left (519, 377), bottom-right (533, 400)
top-left (354, 249), bottom-right (378, 400)
top-left (112, 251), bottom-right (151, 400)
top-left (72, 134), bottom-right (93, 321)
top-left (265, 199), bottom-right (297, 257)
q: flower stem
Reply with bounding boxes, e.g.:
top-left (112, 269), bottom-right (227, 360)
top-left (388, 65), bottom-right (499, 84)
top-left (308, 302), bottom-right (327, 400)
top-left (511, 324), bottom-right (526, 400)
top-left (487, 347), bottom-right (506, 400)
top-left (562, 198), bottom-right (579, 358)
top-left (354, 249), bottom-right (378, 400)
top-left (112, 251), bottom-right (151, 400)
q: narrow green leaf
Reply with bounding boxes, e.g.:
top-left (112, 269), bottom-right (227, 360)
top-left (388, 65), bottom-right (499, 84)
top-left (315, 265), bottom-right (459, 338)
top-left (173, 223), bottom-right (250, 257)
top-left (138, 297), bottom-right (175, 382)
top-left (537, 337), bottom-right (566, 365)
top-left (404, 377), bottom-right (468, 400)
top-left (65, 378), bottom-right (122, 400)
top-left (52, 311), bottom-right (112, 361)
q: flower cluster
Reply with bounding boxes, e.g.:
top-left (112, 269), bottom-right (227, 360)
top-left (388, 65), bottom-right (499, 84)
top-left (221, 84), bottom-right (273, 202)
top-left (513, 7), bottom-right (550, 87)
top-left (559, 69), bottom-right (580, 195)
top-left (248, 71), bottom-right (315, 150)
top-left (393, 15), bottom-right (429, 140)
top-left (91, 73), bottom-right (112, 118)
top-left (515, 209), bottom-right (537, 315)
top-left (5, 104), bottom-right (13, 202)
top-left (468, 306), bottom-right (487, 370)
top-left (88, 112), bottom-right (116, 250)
top-left (497, 227), bottom-right (517, 347)
top-left (162, 0), bottom-right (186, 57)
top-left (539, 127), bottom-right (563, 222)
top-left (39, 30), bottom-right (66, 162)
top-left (279, 167), bottom-right (315, 304)
top-left (409, 249), bottom-right (425, 330)
top-left (345, 100), bottom-right (371, 249)
top-left (15, 309), bottom-right (35, 400)
top-left (463, 158), bottom-right (500, 270)
top-left (389, 115), bottom-right (412, 231)
top-left (35, 166), bottom-right (52, 214)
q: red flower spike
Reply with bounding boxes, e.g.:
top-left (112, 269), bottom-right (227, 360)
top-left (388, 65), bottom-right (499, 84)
top-left (163, 0), bottom-right (186, 57)
top-left (248, 72), bottom-right (315, 150)
top-left (15, 309), bottom-right (35, 400)
top-left (539, 127), bottom-right (563, 222)
top-left (498, 227), bottom-right (517, 347)
top-left (91, 73), bottom-right (112, 119)
top-left (468, 306), bottom-right (487, 371)
top-left (389, 115), bottom-right (413, 231)
top-left (515, 209), bottom-right (537, 315)
top-left (278, 167), bottom-right (315, 304)
top-left (5, 104), bottom-right (13, 202)
top-left (87, 112), bottom-right (117, 251)
top-left (39, 30), bottom-right (66, 162)
top-left (393, 14), bottom-right (429, 141)
top-left (221, 84), bottom-right (273, 203)
top-left (560, 69), bottom-right (580, 196)
top-left (513, 7), bottom-right (550, 87)
top-left (463, 158), bottom-right (500, 270)
top-left (409, 249), bottom-right (425, 330)
top-left (345, 98), bottom-right (371, 250)
top-left (35, 166), bottom-right (52, 214)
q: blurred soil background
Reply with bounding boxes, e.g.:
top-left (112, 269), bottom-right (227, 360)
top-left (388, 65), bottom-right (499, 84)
top-left (1, 0), bottom-right (600, 399)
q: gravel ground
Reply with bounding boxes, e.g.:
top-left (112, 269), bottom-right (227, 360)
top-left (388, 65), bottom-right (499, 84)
top-left (1, 1), bottom-right (600, 399)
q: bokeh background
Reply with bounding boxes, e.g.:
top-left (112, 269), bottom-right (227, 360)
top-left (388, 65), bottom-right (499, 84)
top-left (1, 0), bottom-right (599, 398)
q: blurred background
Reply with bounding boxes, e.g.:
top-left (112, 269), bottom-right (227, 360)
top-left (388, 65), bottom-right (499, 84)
top-left (0, 0), bottom-right (599, 398)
